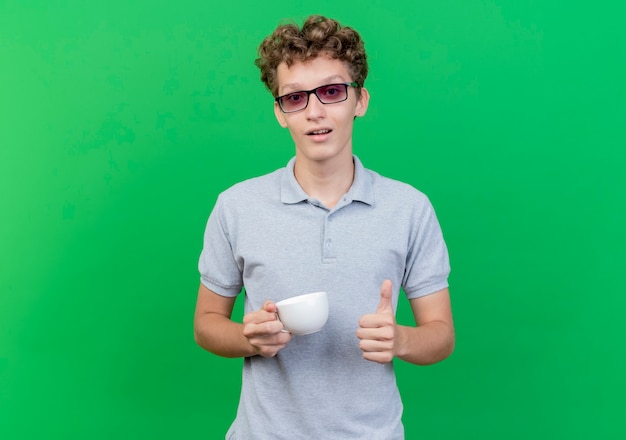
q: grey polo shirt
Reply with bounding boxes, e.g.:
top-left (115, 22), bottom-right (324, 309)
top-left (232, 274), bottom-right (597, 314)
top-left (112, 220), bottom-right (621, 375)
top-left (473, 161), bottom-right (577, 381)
top-left (199, 155), bottom-right (450, 440)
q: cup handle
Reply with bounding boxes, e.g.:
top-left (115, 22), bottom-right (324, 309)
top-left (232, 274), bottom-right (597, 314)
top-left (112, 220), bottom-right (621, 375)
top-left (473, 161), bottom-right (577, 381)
top-left (275, 312), bottom-right (291, 333)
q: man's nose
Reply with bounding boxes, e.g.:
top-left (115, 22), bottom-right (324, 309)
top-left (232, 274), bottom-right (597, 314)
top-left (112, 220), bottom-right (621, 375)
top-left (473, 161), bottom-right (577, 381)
top-left (305, 92), bottom-right (326, 118)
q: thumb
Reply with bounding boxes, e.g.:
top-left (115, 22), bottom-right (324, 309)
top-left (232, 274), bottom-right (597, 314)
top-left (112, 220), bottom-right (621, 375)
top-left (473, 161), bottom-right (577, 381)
top-left (262, 300), bottom-right (277, 314)
top-left (376, 279), bottom-right (393, 314)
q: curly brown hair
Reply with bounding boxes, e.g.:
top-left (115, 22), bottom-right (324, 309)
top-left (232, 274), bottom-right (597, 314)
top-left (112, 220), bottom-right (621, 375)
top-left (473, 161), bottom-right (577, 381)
top-left (255, 15), bottom-right (368, 97)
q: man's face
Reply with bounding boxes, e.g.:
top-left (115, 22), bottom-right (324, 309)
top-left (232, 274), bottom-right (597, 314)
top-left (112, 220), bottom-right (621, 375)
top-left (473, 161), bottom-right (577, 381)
top-left (273, 56), bottom-right (369, 165)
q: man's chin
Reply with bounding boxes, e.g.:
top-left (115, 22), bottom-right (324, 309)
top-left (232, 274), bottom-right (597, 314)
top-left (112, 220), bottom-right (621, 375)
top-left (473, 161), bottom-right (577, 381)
top-left (295, 144), bottom-right (352, 163)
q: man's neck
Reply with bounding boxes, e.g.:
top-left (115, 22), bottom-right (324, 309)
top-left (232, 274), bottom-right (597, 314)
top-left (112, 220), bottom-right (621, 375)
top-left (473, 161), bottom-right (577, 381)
top-left (293, 154), bottom-right (355, 210)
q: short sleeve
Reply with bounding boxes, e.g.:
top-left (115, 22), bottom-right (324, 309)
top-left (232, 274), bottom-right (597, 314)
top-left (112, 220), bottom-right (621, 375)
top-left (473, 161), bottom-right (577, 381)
top-left (402, 197), bottom-right (450, 299)
top-left (198, 195), bottom-right (243, 297)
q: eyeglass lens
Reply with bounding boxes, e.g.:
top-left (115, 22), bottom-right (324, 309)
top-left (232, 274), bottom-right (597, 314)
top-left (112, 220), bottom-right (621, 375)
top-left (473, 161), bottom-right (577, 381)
top-left (278, 84), bottom-right (349, 113)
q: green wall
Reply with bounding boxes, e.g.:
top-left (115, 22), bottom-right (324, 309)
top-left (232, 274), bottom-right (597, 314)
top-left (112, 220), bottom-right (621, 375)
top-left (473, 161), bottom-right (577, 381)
top-left (1, 1), bottom-right (624, 438)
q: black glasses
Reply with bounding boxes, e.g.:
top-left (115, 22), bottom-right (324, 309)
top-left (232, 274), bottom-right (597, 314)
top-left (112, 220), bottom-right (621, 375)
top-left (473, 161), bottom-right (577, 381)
top-left (275, 82), bottom-right (359, 113)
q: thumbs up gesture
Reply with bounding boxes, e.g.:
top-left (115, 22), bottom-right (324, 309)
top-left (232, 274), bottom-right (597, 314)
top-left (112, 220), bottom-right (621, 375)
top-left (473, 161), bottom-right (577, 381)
top-left (357, 280), bottom-right (396, 364)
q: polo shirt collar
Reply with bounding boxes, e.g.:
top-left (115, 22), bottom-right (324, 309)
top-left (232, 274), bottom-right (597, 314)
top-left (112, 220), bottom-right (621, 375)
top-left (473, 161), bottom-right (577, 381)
top-left (280, 155), bottom-right (375, 206)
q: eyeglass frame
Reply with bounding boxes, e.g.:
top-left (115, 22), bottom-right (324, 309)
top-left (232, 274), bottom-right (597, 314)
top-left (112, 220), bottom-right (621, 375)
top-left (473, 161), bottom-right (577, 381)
top-left (275, 82), bottom-right (360, 113)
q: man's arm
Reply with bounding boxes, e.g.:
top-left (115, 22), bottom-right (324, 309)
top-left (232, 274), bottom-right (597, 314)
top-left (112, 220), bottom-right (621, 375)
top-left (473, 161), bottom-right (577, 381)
top-left (357, 281), bottom-right (454, 365)
top-left (193, 283), bottom-right (291, 358)
top-left (395, 287), bottom-right (455, 365)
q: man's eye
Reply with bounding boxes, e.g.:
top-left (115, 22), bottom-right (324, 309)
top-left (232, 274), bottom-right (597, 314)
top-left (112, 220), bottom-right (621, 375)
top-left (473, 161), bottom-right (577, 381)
top-left (319, 85), bottom-right (344, 100)
top-left (287, 94), bottom-right (304, 102)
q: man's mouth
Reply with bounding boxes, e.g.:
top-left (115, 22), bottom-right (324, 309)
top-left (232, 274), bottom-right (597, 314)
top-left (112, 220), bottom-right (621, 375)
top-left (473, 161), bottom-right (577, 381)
top-left (307, 129), bottom-right (332, 136)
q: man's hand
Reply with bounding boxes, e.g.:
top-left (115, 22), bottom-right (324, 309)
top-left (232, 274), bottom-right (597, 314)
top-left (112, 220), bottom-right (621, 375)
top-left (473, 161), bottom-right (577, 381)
top-left (356, 280), bottom-right (396, 364)
top-left (243, 301), bottom-right (292, 358)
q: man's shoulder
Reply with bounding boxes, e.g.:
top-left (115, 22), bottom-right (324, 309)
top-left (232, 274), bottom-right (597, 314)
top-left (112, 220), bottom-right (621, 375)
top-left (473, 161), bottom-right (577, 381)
top-left (367, 168), bottom-right (429, 203)
top-left (218, 167), bottom-right (284, 203)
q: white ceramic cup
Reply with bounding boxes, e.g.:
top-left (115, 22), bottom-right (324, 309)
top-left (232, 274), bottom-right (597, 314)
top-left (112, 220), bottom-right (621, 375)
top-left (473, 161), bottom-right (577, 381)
top-left (275, 291), bottom-right (329, 336)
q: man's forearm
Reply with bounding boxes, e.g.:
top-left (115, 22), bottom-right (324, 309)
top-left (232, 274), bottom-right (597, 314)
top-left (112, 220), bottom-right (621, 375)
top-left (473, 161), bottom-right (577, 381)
top-left (394, 321), bottom-right (455, 365)
top-left (194, 313), bottom-right (256, 358)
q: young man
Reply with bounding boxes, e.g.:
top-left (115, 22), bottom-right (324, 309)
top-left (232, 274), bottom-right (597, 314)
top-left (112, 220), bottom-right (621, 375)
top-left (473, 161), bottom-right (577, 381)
top-left (194, 15), bottom-right (454, 439)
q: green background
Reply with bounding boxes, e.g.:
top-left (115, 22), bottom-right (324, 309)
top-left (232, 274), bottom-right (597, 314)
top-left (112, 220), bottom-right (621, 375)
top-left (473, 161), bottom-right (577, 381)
top-left (1, 0), bottom-right (625, 438)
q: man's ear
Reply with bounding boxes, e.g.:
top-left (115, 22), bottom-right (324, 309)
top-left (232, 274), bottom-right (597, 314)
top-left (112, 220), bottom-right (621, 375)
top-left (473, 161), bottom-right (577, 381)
top-left (355, 87), bottom-right (370, 118)
top-left (274, 102), bottom-right (288, 128)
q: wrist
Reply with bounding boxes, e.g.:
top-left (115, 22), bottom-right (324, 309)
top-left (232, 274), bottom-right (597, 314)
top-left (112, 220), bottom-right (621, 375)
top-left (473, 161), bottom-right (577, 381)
top-left (393, 324), bottom-right (411, 360)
